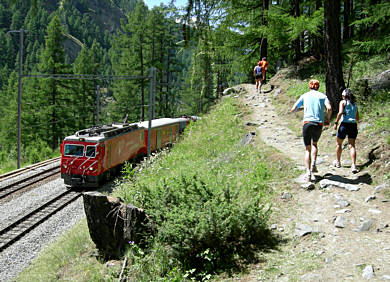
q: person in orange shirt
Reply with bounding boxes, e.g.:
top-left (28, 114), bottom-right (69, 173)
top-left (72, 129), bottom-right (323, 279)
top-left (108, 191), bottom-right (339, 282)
top-left (260, 57), bottom-right (268, 83)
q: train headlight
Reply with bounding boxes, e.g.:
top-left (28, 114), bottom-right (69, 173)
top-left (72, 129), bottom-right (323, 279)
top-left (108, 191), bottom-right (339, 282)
top-left (89, 167), bottom-right (94, 171)
top-left (63, 164), bottom-right (67, 169)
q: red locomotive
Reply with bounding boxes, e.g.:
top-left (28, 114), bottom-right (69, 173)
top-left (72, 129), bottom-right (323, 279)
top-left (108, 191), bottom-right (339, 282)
top-left (60, 117), bottom-right (194, 187)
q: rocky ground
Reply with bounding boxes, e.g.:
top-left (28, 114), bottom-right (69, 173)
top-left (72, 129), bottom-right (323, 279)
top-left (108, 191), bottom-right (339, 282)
top-left (234, 83), bottom-right (389, 281)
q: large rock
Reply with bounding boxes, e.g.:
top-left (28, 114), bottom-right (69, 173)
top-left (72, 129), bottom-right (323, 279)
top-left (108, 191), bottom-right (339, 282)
top-left (371, 69), bottom-right (390, 90)
top-left (83, 191), bottom-right (153, 259)
top-left (355, 69), bottom-right (390, 101)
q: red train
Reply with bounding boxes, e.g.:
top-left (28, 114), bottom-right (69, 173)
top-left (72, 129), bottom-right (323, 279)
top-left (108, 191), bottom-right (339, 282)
top-left (60, 117), bottom-right (195, 187)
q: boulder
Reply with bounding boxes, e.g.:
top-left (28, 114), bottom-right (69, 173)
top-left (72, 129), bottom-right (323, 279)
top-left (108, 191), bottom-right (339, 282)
top-left (371, 69), bottom-right (390, 90)
top-left (83, 191), bottom-right (153, 259)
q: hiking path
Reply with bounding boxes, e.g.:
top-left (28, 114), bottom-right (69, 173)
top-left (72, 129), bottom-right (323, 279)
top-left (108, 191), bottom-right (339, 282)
top-left (237, 83), bottom-right (390, 281)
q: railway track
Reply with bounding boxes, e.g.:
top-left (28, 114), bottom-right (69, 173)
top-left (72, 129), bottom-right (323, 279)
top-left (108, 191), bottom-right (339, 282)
top-left (0, 158), bottom-right (61, 199)
top-left (0, 157), bottom-right (60, 182)
top-left (0, 189), bottom-right (81, 252)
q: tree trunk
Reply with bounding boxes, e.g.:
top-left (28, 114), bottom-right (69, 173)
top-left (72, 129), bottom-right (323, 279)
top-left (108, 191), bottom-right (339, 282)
top-left (159, 38), bottom-right (164, 117)
top-left (324, 0), bottom-right (345, 111)
top-left (312, 0), bottom-right (324, 59)
top-left (343, 0), bottom-right (353, 41)
top-left (166, 47), bottom-right (170, 115)
top-left (139, 35), bottom-right (145, 121)
top-left (260, 0), bottom-right (269, 59)
top-left (291, 0), bottom-right (301, 61)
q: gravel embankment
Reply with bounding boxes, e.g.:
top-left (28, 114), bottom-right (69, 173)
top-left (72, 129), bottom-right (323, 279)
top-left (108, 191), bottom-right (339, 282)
top-left (0, 178), bottom-right (85, 281)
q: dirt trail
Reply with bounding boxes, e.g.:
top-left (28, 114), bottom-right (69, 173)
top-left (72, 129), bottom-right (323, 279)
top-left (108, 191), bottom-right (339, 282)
top-left (238, 84), bottom-right (390, 281)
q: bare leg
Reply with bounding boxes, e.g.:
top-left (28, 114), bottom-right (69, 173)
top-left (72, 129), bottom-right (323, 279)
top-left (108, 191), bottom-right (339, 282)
top-left (305, 145), bottom-right (311, 173)
top-left (336, 137), bottom-right (343, 164)
top-left (311, 142), bottom-right (318, 167)
top-left (348, 138), bottom-right (357, 167)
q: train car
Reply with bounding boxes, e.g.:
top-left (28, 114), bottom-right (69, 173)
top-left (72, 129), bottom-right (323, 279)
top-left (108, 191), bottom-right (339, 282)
top-left (137, 117), bottom-right (190, 154)
top-left (60, 117), bottom-right (193, 187)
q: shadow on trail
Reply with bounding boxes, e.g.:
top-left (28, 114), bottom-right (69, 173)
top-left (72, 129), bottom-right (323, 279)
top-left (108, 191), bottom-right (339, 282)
top-left (318, 172), bottom-right (373, 185)
top-left (221, 230), bottom-right (289, 276)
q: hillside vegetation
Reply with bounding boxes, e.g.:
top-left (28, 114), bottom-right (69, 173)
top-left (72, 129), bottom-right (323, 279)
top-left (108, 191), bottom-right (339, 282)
top-left (17, 54), bottom-right (389, 279)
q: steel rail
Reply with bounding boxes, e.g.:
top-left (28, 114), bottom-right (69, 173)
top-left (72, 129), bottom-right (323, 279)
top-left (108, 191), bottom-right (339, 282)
top-left (0, 157), bottom-right (60, 181)
top-left (0, 166), bottom-right (61, 199)
top-left (0, 190), bottom-right (81, 252)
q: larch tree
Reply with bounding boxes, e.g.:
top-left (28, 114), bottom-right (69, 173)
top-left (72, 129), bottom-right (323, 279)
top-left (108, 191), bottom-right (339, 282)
top-left (37, 14), bottom-right (72, 150)
top-left (324, 0), bottom-right (345, 110)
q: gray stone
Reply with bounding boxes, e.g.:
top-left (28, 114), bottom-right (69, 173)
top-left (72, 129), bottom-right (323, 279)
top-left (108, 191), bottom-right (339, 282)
top-left (375, 183), bottom-right (388, 192)
top-left (368, 208), bottom-right (381, 214)
top-left (281, 192), bottom-right (292, 199)
top-left (222, 87), bottom-right (234, 96)
top-left (355, 220), bottom-right (374, 232)
top-left (295, 223), bottom-right (318, 237)
top-left (334, 216), bottom-right (347, 228)
top-left (245, 121), bottom-right (260, 126)
top-left (239, 131), bottom-right (256, 146)
top-left (83, 192), bottom-right (153, 259)
top-left (336, 208), bottom-right (351, 214)
top-left (365, 195), bottom-right (376, 202)
top-left (301, 183), bottom-right (315, 190)
top-left (325, 257), bottom-right (333, 263)
top-left (334, 198), bottom-right (350, 208)
top-left (362, 265), bottom-right (375, 280)
top-left (301, 273), bottom-right (322, 281)
top-left (371, 69), bottom-right (390, 90)
top-left (319, 179), bottom-right (360, 191)
top-left (273, 88), bottom-right (281, 99)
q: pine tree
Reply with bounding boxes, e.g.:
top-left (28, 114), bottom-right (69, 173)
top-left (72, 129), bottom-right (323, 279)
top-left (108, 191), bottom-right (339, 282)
top-left (110, 1), bottom-right (150, 122)
top-left (37, 14), bottom-right (72, 150)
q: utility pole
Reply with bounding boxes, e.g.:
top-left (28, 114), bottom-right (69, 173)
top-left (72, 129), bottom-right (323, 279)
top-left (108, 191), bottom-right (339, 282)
top-left (8, 29), bottom-right (27, 169)
top-left (96, 85), bottom-right (100, 126)
top-left (147, 67), bottom-right (156, 159)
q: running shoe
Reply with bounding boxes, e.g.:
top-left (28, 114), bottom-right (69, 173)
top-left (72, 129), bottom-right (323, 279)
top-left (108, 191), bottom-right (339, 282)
top-left (351, 165), bottom-right (358, 173)
top-left (304, 172), bottom-right (311, 182)
top-left (333, 160), bottom-right (341, 168)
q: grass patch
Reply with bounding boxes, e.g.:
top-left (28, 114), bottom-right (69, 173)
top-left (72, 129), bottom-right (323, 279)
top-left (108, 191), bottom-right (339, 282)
top-left (17, 220), bottom-right (112, 282)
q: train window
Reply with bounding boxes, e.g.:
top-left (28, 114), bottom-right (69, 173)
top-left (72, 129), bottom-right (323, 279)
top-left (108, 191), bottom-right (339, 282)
top-left (64, 144), bottom-right (84, 157)
top-left (86, 146), bottom-right (96, 158)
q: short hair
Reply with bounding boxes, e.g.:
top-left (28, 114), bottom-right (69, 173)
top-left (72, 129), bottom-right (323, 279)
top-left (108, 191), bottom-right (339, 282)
top-left (309, 79), bottom-right (320, 90)
top-left (262, 57), bottom-right (266, 60)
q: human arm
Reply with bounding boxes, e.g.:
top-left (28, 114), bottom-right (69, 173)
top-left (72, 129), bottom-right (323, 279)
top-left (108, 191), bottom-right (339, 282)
top-left (324, 99), bottom-right (332, 126)
top-left (291, 97), bottom-right (303, 112)
top-left (333, 100), bottom-right (345, 129)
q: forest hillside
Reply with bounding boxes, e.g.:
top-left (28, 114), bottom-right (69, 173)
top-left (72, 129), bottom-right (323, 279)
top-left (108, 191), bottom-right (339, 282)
top-left (0, 0), bottom-right (389, 172)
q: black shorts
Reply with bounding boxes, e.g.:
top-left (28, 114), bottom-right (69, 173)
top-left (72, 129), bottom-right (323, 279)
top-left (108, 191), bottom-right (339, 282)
top-left (302, 122), bottom-right (323, 146)
top-left (337, 122), bottom-right (358, 139)
top-left (255, 74), bottom-right (262, 79)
